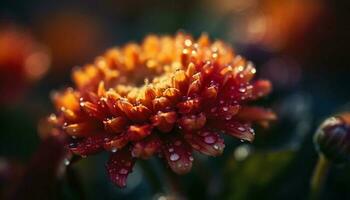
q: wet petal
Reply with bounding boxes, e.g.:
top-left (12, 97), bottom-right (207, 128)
top-left (103, 133), bottom-right (129, 152)
top-left (106, 148), bottom-right (135, 188)
top-left (184, 129), bottom-right (225, 156)
top-left (251, 80), bottom-right (272, 99)
top-left (80, 101), bottom-right (105, 119)
top-left (161, 135), bottom-right (193, 174)
top-left (210, 120), bottom-right (255, 142)
top-left (131, 135), bottom-right (162, 159)
top-left (63, 121), bottom-right (99, 137)
top-left (176, 97), bottom-right (201, 114)
top-left (69, 133), bottom-right (110, 156)
top-left (103, 117), bottom-right (128, 133)
top-left (178, 113), bottom-right (206, 131)
top-left (151, 111), bottom-right (177, 133)
top-left (127, 124), bottom-right (153, 141)
top-left (224, 121), bottom-right (255, 142)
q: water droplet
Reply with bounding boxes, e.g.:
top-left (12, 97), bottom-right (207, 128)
top-left (69, 142), bottom-right (77, 148)
top-left (168, 148), bottom-right (174, 152)
top-left (237, 127), bottom-right (246, 132)
top-left (184, 39), bottom-right (192, 47)
top-left (170, 153), bottom-right (180, 161)
top-left (189, 156), bottom-right (194, 161)
top-left (131, 150), bottom-right (137, 157)
top-left (222, 107), bottom-right (228, 111)
top-left (111, 148), bottom-right (118, 153)
top-left (64, 158), bottom-right (70, 166)
top-left (238, 87), bottom-right (246, 93)
top-left (119, 168), bottom-right (128, 175)
top-left (204, 136), bottom-right (216, 144)
top-left (213, 144), bottom-right (219, 150)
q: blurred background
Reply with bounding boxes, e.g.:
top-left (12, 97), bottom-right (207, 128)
top-left (0, 0), bottom-right (349, 199)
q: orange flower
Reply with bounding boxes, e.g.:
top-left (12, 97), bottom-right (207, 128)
top-left (49, 33), bottom-right (275, 187)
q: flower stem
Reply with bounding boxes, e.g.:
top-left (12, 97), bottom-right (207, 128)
top-left (309, 154), bottom-right (330, 200)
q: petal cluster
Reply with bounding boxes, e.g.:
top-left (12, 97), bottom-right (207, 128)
top-left (49, 33), bottom-right (275, 187)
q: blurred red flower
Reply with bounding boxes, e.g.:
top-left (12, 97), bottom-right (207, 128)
top-left (0, 25), bottom-right (50, 104)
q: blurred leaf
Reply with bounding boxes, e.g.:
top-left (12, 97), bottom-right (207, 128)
top-left (223, 150), bottom-right (295, 200)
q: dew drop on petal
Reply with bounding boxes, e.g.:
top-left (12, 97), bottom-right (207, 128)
top-left (170, 153), bottom-right (180, 161)
top-left (238, 87), bottom-right (246, 93)
top-left (237, 127), bottom-right (246, 132)
top-left (204, 136), bottom-right (216, 144)
top-left (111, 148), bottom-right (118, 153)
top-left (119, 168), bottom-right (128, 175)
top-left (64, 158), bottom-right (70, 166)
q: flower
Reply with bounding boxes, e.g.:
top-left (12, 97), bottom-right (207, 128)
top-left (314, 113), bottom-right (350, 164)
top-left (49, 33), bottom-right (275, 187)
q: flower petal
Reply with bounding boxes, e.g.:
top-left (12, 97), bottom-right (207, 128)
top-left (251, 80), bottom-right (272, 99)
top-left (184, 129), bottom-right (225, 156)
top-left (106, 148), bottom-right (136, 188)
top-left (236, 106), bottom-right (277, 124)
top-left (131, 135), bottom-right (162, 159)
top-left (126, 124), bottom-right (153, 141)
top-left (210, 120), bottom-right (255, 142)
top-left (151, 111), bottom-right (177, 133)
top-left (224, 121), bottom-right (255, 142)
top-left (103, 133), bottom-right (129, 152)
top-left (178, 113), bottom-right (206, 131)
top-left (161, 134), bottom-right (193, 174)
top-left (69, 133), bottom-right (110, 156)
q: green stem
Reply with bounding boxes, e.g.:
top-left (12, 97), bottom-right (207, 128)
top-left (309, 155), bottom-right (331, 200)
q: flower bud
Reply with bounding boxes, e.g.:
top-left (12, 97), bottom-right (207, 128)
top-left (314, 113), bottom-right (350, 164)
